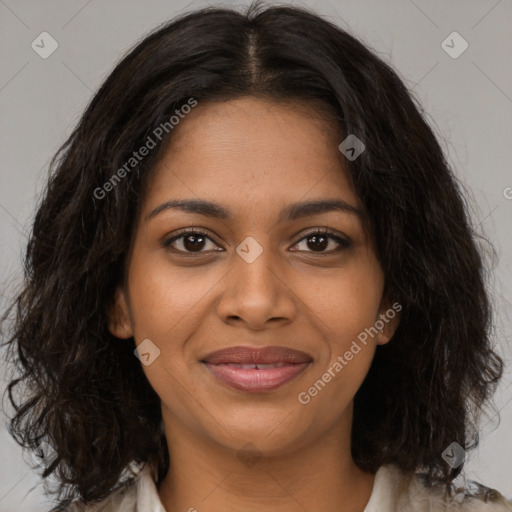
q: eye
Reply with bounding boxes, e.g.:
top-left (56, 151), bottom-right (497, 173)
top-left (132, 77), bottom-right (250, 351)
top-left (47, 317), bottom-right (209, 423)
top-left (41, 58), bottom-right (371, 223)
top-left (162, 229), bottom-right (222, 254)
top-left (291, 229), bottom-right (351, 254)
top-left (162, 228), bottom-right (350, 255)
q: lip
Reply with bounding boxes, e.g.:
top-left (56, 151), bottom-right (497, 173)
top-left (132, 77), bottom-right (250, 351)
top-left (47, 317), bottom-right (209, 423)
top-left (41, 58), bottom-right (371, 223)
top-left (201, 345), bottom-right (312, 365)
top-left (201, 346), bottom-right (312, 392)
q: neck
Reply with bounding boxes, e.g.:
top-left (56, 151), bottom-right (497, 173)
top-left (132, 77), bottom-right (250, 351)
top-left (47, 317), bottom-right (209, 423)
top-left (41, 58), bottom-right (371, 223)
top-left (157, 408), bottom-right (375, 512)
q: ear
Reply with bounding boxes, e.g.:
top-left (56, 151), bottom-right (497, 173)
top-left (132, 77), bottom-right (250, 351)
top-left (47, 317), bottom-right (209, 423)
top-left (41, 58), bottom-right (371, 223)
top-left (375, 299), bottom-right (401, 346)
top-left (108, 286), bottom-right (134, 339)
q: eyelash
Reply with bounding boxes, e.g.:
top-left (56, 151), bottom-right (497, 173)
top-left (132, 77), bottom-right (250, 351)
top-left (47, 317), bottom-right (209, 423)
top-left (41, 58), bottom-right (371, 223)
top-left (162, 228), bottom-right (351, 255)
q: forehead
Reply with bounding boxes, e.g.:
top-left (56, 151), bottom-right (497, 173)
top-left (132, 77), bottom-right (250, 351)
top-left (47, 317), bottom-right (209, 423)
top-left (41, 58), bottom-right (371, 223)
top-left (143, 96), bottom-right (359, 212)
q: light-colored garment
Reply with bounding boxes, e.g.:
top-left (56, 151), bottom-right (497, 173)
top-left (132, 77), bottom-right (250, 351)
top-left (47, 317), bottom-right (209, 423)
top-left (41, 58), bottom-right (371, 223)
top-left (67, 463), bottom-right (512, 511)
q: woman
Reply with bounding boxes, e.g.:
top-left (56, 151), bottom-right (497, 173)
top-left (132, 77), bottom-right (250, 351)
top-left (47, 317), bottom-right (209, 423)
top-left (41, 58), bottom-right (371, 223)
top-left (3, 3), bottom-right (511, 511)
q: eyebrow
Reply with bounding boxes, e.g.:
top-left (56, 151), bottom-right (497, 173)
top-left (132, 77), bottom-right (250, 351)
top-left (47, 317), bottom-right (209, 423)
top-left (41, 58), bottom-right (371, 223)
top-left (145, 198), bottom-right (363, 223)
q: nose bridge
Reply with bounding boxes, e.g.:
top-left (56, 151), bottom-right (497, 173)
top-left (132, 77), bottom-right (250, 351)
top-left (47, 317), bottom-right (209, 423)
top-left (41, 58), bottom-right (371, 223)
top-left (217, 235), bottom-right (294, 327)
top-left (233, 234), bottom-right (279, 300)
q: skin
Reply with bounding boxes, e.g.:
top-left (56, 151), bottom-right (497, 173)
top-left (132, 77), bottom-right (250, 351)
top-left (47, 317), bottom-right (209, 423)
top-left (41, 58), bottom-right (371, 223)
top-left (109, 96), bottom-right (399, 512)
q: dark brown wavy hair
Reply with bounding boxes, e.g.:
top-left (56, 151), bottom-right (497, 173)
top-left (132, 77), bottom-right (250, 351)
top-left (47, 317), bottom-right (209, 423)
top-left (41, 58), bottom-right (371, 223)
top-left (1, 1), bottom-right (505, 509)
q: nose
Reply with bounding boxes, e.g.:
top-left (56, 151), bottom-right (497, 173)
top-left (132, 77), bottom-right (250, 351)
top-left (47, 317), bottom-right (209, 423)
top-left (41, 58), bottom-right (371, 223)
top-left (216, 239), bottom-right (297, 330)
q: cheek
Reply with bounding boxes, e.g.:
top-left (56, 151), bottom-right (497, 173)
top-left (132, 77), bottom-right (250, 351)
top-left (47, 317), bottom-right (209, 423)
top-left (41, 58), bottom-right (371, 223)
top-left (125, 252), bottom-right (211, 423)
top-left (308, 260), bottom-right (384, 349)
top-left (126, 249), bottom-right (220, 342)
top-left (298, 274), bottom-right (382, 421)
top-left (125, 252), bottom-right (217, 394)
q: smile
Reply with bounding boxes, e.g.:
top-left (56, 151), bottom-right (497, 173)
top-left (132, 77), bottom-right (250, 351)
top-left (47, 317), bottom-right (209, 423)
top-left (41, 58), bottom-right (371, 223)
top-left (202, 361), bottom-right (311, 392)
top-left (200, 345), bottom-right (312, 392)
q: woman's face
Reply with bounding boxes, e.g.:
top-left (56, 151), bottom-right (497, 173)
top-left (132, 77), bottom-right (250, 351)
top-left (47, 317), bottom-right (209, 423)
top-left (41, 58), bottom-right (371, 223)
top-left (109, 96), bottom-right (397, 458)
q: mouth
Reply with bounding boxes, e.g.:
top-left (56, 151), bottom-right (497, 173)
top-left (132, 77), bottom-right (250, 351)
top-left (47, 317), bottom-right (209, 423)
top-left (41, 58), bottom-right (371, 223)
top-left (200, 345), bottom-right (312, 392)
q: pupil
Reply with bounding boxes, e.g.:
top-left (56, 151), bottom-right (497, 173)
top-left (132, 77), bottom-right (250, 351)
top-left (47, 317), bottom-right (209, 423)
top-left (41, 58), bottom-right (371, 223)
top-left (308, 234), bottom-right (327, 251)
top-left (184, 234), bottom-right (205, 251)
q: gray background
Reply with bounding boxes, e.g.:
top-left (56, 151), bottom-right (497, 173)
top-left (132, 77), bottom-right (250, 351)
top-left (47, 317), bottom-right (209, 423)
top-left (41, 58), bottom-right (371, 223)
top-left (1, 0), bottom-right (511, 509)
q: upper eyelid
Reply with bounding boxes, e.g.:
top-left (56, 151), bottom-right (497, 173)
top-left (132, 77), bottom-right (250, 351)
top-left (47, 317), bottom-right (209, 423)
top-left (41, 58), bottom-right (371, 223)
top-left (164, 227), bottom-right (219, 242)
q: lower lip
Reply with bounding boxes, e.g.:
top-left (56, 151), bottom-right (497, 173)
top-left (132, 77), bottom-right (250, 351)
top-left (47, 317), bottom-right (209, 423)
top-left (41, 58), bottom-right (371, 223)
top-left (202, 362), bottom-right (310, 392)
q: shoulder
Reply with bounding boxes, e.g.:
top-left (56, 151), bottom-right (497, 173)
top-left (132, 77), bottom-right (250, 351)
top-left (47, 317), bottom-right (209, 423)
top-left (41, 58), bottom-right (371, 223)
top-left (62, 483), bottom-right (138, 512)
top-left (62, 464), bottom-right (158, 512)
top-left (366, 464), bottom-right (512, 512)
